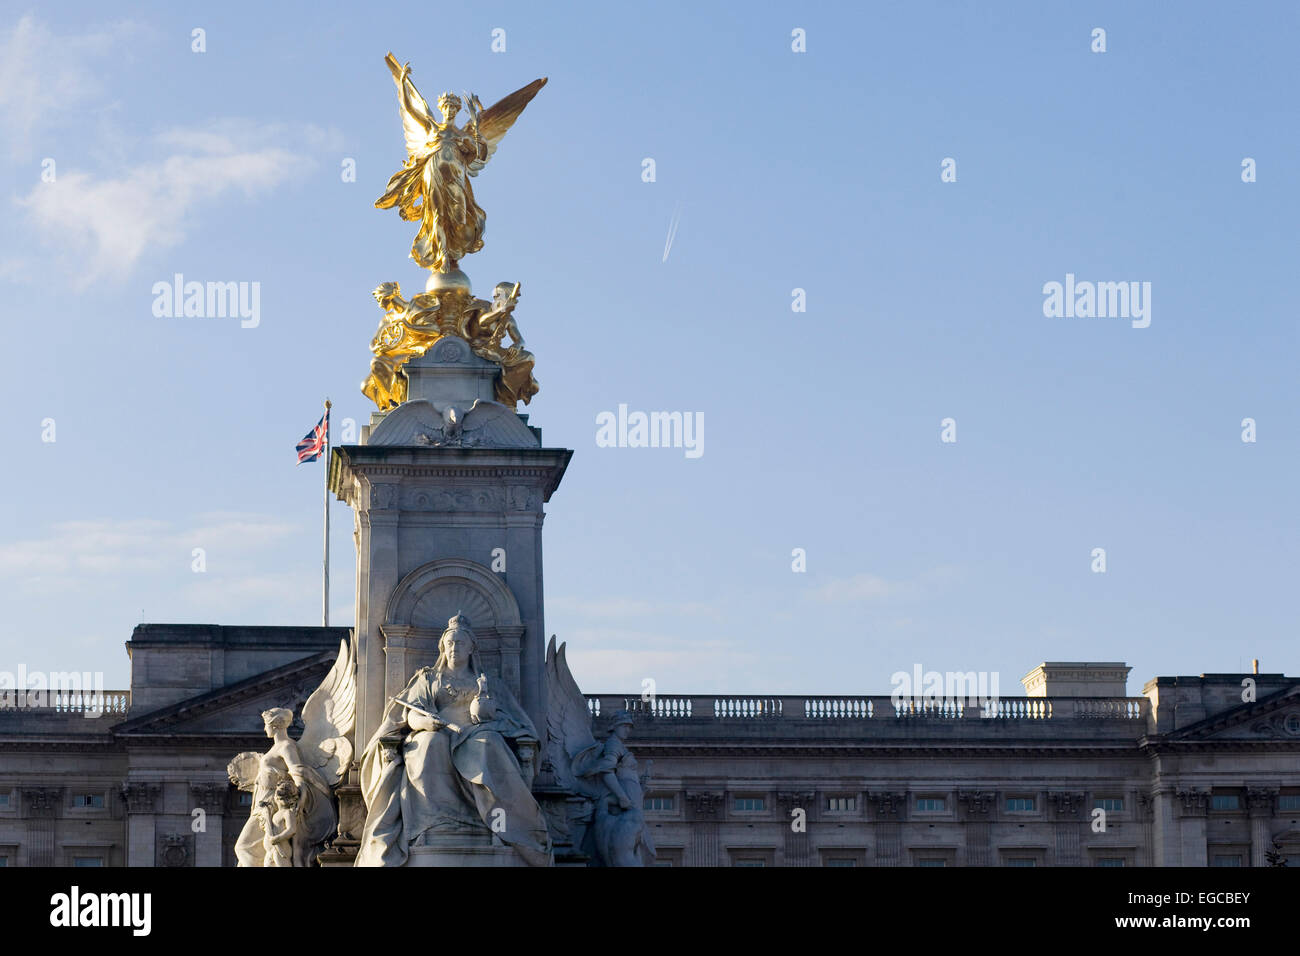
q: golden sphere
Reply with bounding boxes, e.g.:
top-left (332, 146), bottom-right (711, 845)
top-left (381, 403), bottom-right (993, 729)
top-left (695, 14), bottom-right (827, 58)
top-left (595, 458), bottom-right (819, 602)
top-left (425, 268), bottom-right (472, 296)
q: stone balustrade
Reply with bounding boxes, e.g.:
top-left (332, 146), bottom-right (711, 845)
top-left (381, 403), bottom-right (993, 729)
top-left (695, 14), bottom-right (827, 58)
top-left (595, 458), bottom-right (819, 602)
top-left (586, 693), bottom-right (1150, 722)
top-left (0, 690), bottom-right (131, 714)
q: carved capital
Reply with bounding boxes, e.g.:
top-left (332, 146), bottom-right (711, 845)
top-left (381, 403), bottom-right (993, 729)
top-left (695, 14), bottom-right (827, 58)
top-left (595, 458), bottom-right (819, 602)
top-left (1176, 788), bottom-right (1208, 817)
top-left (1247, 787), bottom-right (1279, 816)
top-left (869, 790), bottom-right (908, 819)
top-left (775, 791), bottom-right (815, 814)
top-left (685, 791), bottom-right (724, 819)
top-left (1137, 791), bottom-right (1154, 820)
top-left (190, 783), bottom-right (226, 815)
top-left (22, 787), bottom-right (62, 818)
top-left (956, 790), bottom-right (994, 819)
top-left (1048, 791), bottom-right (1087, 820)
top-left (120, 783), bottom-right (161, 815)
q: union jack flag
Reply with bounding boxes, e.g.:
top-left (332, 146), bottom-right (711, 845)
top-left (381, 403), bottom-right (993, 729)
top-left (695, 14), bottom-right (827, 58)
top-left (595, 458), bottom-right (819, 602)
top-left (296, 409), bottom-right (329, 464)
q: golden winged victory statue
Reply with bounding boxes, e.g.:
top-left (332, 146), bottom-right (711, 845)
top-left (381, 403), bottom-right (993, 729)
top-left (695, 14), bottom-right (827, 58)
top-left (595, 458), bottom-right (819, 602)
top-left (362, 53), bottom-right (545, 410)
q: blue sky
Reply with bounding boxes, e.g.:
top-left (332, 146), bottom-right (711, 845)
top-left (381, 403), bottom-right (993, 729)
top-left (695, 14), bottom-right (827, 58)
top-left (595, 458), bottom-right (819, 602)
top-left (0, 1), bottom-right (1296, 698)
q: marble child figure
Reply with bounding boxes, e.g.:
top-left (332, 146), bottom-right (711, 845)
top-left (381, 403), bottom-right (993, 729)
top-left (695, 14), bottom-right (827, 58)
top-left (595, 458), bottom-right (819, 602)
top-left (260, 779), bottom-right (300, 868)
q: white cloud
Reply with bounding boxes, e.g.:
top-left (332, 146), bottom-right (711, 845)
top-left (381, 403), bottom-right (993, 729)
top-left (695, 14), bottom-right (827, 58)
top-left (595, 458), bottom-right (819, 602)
top-left (14, 128), bottom-right (312, 286)
top-left (0, 513), bottom-right (300, 578)
top-left (0, 14), bottom-right (140, 160)
top-left (0, 16), bottom-right (340, 287)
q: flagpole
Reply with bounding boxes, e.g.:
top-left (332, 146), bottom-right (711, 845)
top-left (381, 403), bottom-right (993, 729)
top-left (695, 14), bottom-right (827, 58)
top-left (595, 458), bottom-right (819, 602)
top-left (323, 398), bottom-right (331, 628)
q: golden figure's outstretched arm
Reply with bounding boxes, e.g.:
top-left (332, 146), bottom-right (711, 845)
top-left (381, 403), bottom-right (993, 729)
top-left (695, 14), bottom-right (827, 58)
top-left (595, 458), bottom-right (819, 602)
top-left (384, 52), bottom-right (433, 157)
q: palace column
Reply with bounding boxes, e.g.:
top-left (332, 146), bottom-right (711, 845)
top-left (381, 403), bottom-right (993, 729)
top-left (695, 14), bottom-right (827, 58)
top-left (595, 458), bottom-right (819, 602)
top-left (1247, 788), bottom-right (1278, 867)
top-left (190, 783), bottom-right (227, 867)
top-left (957, 790), bottom-right (994, 866)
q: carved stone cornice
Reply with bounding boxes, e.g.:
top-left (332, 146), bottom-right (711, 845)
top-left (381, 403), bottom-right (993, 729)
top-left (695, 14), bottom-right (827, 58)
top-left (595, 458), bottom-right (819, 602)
top-left (869, 790), bottom-right (907, 819)
top-left (956, 790), bottom-right (994, 819)
top-left (1048, 791), bottom-right (1087, 820)
top-left (22, 787), bottom-right (62, 818)
top-left (685, 791), bottom-right (724, 819)
top-left (121, 782), bottom-right (161, 814)
top-left (1175, 788), bottom-right (1208, 817)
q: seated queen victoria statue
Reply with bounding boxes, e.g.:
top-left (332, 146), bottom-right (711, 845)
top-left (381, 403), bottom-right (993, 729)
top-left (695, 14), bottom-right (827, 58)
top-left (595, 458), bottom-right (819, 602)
top-left (355, 613), bottom-right (553, 866)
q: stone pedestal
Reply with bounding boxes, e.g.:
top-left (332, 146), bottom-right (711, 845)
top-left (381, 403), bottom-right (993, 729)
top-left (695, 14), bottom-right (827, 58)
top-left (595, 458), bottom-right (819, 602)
top-left (331, 335), bottom-right (571, 866)
top-left (406, 829), bottom-right (529, 867)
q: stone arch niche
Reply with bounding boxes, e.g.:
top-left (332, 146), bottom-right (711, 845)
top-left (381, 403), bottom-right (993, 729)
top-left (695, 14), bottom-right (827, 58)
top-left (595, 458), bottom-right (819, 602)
top-left (380, 558), bottom-right (526, 702)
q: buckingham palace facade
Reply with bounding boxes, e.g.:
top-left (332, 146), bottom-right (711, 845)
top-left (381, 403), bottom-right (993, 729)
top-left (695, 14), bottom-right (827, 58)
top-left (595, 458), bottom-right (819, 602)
top-left (1, 624), bottom-right (1297, 867)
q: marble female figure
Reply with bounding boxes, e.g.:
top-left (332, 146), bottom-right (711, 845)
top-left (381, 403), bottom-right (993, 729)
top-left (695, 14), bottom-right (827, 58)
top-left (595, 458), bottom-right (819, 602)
top-left (355, 613), bottom-right (553, 866)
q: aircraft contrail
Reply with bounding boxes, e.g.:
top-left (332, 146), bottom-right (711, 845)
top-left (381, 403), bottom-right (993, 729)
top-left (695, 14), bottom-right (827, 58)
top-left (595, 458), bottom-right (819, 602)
top-left (662, 202), bottom-right (682, 263)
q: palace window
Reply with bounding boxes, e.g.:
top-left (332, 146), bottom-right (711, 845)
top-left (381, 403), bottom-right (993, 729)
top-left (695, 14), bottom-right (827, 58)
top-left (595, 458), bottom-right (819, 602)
top-left (727, 848), bottom-right (774, 867)
top-left (826, 796), bottom-right (857, 812)
top-left (1279, 795), bottom-right (1300, 811)
top-left (915, 797), bottom-right (946, 812)
top-left (0, 794), bottom-right (9, 809)
top-left (72, 857), bottom-right (103, 867)
top-left (72, 794), bottom-right (104, 809)
top-left (1211, 854), bottom-right (1243, 867)
top-left (916, 859), bottom-right (946, 867)
top-left (824, 858), bottom-right (857, 867)
top-left (1005, 797), bottom-right (1036, 812)
top-left (643, 795), bottom-right (674, 811)
top-left (1211, 795), bottom-right (1240, 811)
top-left (1094, 797), bottom-right (1124, 812)
top-left (1004, 858), bottom-right (1037, 867)
top-left (733, 797), bottom-right (765, 812)
top-left (1096, 858), bottom-right (1126, 867)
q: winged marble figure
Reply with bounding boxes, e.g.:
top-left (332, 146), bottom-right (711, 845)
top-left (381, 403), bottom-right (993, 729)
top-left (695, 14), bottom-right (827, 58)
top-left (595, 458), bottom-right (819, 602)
top-left (545, 637), bottom-right (655, 866)
top-left (228, 637), bottom-right (356, 867)
top-left (376, 52), bottom-right (547, 274)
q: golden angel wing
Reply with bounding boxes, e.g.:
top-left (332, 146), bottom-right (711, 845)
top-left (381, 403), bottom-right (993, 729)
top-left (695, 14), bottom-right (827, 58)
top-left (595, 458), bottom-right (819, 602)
top-left (471, 77), bottom-right (548, 172)
top-left (385, 51), bottom-right (434, 158)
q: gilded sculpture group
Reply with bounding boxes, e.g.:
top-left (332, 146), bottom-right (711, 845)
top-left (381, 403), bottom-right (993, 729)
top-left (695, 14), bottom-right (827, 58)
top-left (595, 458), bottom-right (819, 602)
top-left (362, 53), bottom-right (543, 412)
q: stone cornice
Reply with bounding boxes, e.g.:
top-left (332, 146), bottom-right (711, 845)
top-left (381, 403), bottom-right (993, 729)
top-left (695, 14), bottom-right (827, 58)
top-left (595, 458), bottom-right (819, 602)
top-left (331, 445), bottom-right (573, 504)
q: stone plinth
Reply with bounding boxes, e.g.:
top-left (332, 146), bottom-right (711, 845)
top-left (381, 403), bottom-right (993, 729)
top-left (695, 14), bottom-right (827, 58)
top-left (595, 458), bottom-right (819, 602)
top-left (1021, 662), bottom-right (1131, 698)
top-left (405, 829), bottom-right (529, 867)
